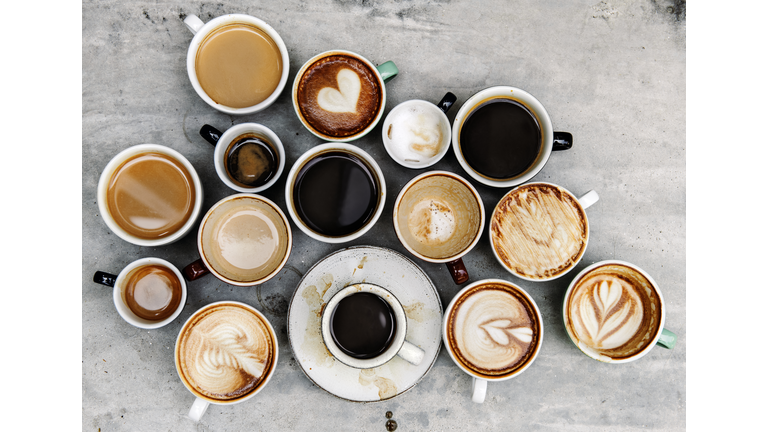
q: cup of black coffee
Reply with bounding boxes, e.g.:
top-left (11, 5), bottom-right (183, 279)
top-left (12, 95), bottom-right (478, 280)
top-left (452, 86), bottom-right (573, 188)
top-left (321, 283), bottom-right (425, 369)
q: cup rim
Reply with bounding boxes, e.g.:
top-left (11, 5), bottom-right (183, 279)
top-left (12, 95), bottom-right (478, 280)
top-left (284, 143), bottom-right (386, 243)
top-left (562, 259), bottom-right (667, 364)
top-left (441, 278), bottom-right (543, 381)
top-left (212, 123), bottom-right (286, 193)
top-left (381, 99), bottom-right (452, 169)
top-left (196, 193), bottom-right (293, 286)
top-left (186, 14), bottom-right (290, 115)
top-left (291, 49), bottom-right (387, 142)
top-left (96, 144), bottom-right (204, 247)
top-left (112, 257), bottom-right (187, 329)
top-left (451, 86), bottom-right (554, 188)
top-left (393, 170), bottom-right (485, 263)
top-left (489, 181), bottom-right (589, 282)
top-left (174, 300), bottom-right (279, 405)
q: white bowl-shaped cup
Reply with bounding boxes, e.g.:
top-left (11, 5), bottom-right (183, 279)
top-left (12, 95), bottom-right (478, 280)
top-left (452, 86), bottom-right (573, 188)
top-left (285, 143), bottom-right (386, 243)
top-left (92, 257), bottom-right (187, 329)
top-left (197, 123), bottom-right (285, 193)
top-left (97, 144), bottom-right (204, 247)
top-left (183, 14), bottom-right (290, 115)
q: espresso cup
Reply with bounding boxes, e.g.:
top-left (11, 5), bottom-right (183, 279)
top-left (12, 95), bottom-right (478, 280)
top-left (321, 283), bottom-right (425, 369)
top-left (443, 279), bottom-right (543, 403)
top-left (393, 171), bottom-right (484, 284)
top-left (175, 301), bottom-right (278, 421)
top-left (93, 257), bottom-right (187, 329)
top-left (198, 123), bottom-right (285, 193)
top-left (562, 260), bottom-right (677, 363)
top-left (183, 14), bottom-right (289, 115)
top-left (452, 86), bottom-right (573, 188)
top-left (285, 143), bottom-right (386, 243)
top-left (183, 194), bottom-right (292, 286)
top-left (292, 50), bottom-right (398, 142)
top-left (97, 144), bottom-right (204, 247)
top-left (490, 182), bottom-right (599, 281)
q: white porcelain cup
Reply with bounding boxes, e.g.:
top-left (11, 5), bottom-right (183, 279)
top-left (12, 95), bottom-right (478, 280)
top-left (321, 283), bottom-right (424, 368)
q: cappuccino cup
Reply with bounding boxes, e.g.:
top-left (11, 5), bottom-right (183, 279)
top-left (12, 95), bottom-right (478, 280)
top-left (97, 144), bottom-right (204, 247)
top-left (183, 14), bottom-right (289, 115)
top-left (562, 260), bottom-right (677, 363)
top-left (490, 182), bottom-right (599, 281)
top-left (93, 257), bottom-right (187, 329)
top-left (182, 194), bottom-right (292, 286)
top-left (393, 171), bottom-right (484, 284)
top-left (443, 279), bottom-right (543, 403)
top-left (198, 123), bottom-right (285, 193)
top-left (175, 301), bottom-right (278, 421)
top-left (452, 86), bottom-right (573, 188)
top-left (292, 50), bottom-right (398, 142)
top-left (321, 283), bottom-right (424, 369)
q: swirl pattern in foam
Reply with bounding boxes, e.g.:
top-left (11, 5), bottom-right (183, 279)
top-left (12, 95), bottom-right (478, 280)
top-left (177, 304), bottom-right (275, 401)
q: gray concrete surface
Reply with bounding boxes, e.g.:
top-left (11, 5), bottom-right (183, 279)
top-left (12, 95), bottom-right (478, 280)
top-left (82, 0), bottom-right (686, 430)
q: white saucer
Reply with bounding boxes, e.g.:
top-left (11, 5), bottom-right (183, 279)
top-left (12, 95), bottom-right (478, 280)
top-left (287, 246), bottom-right (443, 402)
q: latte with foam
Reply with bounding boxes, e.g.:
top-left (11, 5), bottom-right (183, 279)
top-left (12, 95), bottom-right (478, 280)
top-left (491, 183), bottom-right (588, 280)
top-left (565, 263), bottom-right (663, 360)
top-left (176, 303), bottom-right (276, 401)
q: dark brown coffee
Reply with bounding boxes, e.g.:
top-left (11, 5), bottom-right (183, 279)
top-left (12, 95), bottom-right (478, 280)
top-left (123, 264), bottom-right (182, 321)
top-left (459, 99), bottom-right (541, 179)
top-left (292, 151), bottom-right (379, 237)
top-left (330, 292), bottom-right (396, 359)
top-left (224, 133), bottom-right (278, 188)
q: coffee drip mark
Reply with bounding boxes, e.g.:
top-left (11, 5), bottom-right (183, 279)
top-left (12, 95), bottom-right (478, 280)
top-left (479, 319), bottom-right (534, 346)
top-left (575, 280), bottom-right (642, 349)
top-left (301, 284), bottom-right (335, 367)
top-left (317, 69), bottom-right (361, 113)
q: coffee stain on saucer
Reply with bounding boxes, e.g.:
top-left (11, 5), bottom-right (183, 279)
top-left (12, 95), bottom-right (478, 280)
top-left (404, 301), bottom-right (434, 323)
top-left (352, 255), bottom-right (369, 276)
top-left (319, 273), bottom-right (334, 298)
top-left (301, 284), bottom-right (335, 367)
top-left (358, 369), bottom-right (398, 400)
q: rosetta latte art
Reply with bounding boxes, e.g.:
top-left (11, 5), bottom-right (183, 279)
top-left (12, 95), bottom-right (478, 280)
top-left (570, 277), bottom-right (643, 350)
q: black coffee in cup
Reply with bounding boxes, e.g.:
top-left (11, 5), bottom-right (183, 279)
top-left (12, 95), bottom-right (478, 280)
top-left (329, 292), bottom-right (396, 359)
top-left (225, 133), bottom-right (278, 188)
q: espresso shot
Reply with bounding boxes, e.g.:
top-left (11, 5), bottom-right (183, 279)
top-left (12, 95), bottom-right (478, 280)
top-left (224, 133), bottom-right (278, 188)
top-left (329, 292), bottom-right (397, 359)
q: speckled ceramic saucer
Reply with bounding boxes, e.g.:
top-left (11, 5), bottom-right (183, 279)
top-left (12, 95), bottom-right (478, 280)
top-left (287, 246), bottom-right (443, 402)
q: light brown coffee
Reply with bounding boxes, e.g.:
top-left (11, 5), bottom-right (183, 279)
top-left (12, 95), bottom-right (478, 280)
top-left (122, 264), bottom-right (182, 321)
top-left (106, 152), bottom-right (196, 240)
top-left (491, 183), bottom-right (587, 279)
top-left (196, 23), bottom-right (283, 109)
top-left (446, 282), bottom-right (540, 377)
top-left (176, 303), bottom-right (275, 401)
top-left (296, 54), bottom-right (382, 138)
top-left (565, 263), bottom-right (663, 360)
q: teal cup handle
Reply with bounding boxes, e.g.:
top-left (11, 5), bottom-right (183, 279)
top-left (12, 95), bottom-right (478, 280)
top-left (376, 61), bottom-right (399, 84)
top-left (656, 328), bottom-right (677, 350)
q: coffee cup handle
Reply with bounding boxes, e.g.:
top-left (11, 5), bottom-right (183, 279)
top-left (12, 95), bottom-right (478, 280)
top-left (376, 61), bottom-right (399, 84)
top-left (656, 328), bottom-right (677, 349)
top-left (437, 92), bottom-right (457, 114)
top-left (188, 397), bottom-right (209, 422)
top-left (446, 258), bottom-right (470, 285)
top-left (472, 378), bottom-right (487, 403)
top-left (577, 190), bottom-right (599, 210)
top-left (199, 124), bottom-right (222, 146)
top-left (552, 132), bottom-right (573, 151)
top-left (396, 341), bottom-right (425, 366)
top-left (183, 14), bottom-right (205, 35)
top-left (183, 259), bottom-right (210, 281)
top-left (93, 271), bottom-right (117, 287)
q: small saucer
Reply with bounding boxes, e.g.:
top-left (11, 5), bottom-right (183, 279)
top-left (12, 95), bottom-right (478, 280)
top-left (287, 246), bottom-right (443, 402)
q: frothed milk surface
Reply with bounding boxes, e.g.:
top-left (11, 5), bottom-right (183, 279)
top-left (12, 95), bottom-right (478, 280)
top-left (385, 104), bottom-right (448, 164)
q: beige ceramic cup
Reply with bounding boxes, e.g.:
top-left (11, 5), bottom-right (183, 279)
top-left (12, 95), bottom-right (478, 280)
top-left (393, 171), bottom-right (484, 284)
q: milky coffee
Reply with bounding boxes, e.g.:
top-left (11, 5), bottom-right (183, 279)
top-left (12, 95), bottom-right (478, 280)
top-left (122, 264), bottom-right (182, 321)
top-left (176, 303), bottom-right (276, 401)
top-left (565, 263), bottom-right (663, 360)
top-left (296, 53), bottom-right (382, 139)
top-left (446, 281), bottom-right (540, 377)
top-left (491, 183), bottom-right (587, 280)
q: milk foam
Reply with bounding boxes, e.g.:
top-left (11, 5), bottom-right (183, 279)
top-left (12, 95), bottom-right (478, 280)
top-left (317, 69), bottom-right (361, 113)
top-left (385, 105), bottom-right (446, 163)
top-left (407, 197), bottom-right (456, 245)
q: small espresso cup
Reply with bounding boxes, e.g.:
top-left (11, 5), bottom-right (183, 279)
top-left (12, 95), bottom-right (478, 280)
top-left (183, 194), bottom-right (292, 286)
top-left (321, 283), bottom-right (425, 368)
top-left (97, 144), bottom-right (204, 247)
top-left (292, 50), bottom-right (398, 142)
top-left (443, 279), bottom-right (543, 403)
top-left (452, 86), bottom-right (573, 188)
top-left (490, 182), bottom-right (599, 282)
top-left (285, 143), bottom-right (386, 243)
top-left (198, 123), bottom-right (285, 193)
top-left (562, 260), bottom-right (677, 363)
top-left (183, 14), bottom-right (289, 115)
top-left (393, 171), bottom-right (484, 284)
top-left (175, 301), bottom-right (278, 422)
top-left (381, 92), bottom-right (457, 169)
top-left (93, 257), bottom-right (187, 329)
